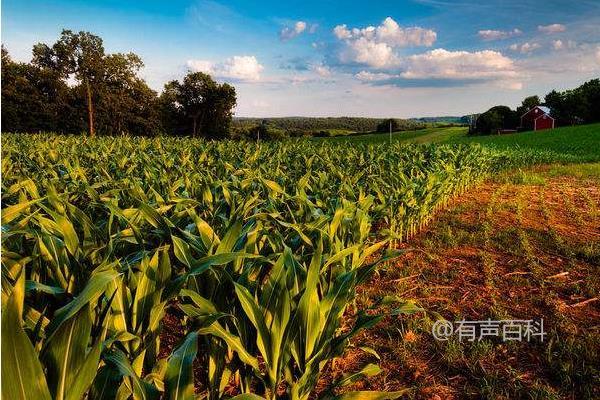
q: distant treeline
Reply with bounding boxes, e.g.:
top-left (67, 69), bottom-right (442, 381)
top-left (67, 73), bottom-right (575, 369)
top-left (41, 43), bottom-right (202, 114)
top-left (472, 78), bottom-right (600, 135)
top-left (411, 116), bottom-right (470, 125)
top-left (232, 117), bottom-right (424, 138)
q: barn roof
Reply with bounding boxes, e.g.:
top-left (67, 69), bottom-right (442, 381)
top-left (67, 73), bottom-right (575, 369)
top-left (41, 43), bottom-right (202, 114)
top-left (537, 106), bottom-right (551, 114)
top-left (521, 105), bottom-right (552, 119)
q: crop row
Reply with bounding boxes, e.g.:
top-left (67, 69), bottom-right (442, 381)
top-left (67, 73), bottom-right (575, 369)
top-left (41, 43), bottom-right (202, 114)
top-left (1, 134), bottom-right (531, 399)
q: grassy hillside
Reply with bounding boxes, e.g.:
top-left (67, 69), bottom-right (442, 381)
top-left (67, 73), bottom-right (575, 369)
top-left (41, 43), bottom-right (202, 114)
top-left (447, 124), bottom-right (600, 161)
top-left (314, 126), bottom-right (466, 144)
top-left (322, 123), bottom-right (600, 162)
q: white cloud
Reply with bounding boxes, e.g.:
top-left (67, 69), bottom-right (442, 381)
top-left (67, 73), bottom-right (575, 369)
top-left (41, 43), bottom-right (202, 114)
top-left (186, 60), bottom-right (214, 73)
top-left (187, 55), bottom-right (264, 82)
top-left (280, 21), bottom-right (307, 40)
top-left (353, 49), bottom-right (521, 89)
top-left (340, 37), bottom-right (398, 68)
top-left (510, 42), bottom-right (541, 54)
top-left (502, 80), bottom-right (523, 90)
top-left (313, 64), bottom-right (331, 77)
top-left (552, 40), bottom-right (564, 50)
top-left (376, 17), bottom-right (437, 47)
top-left (401, 49), bottom-right (519, 81)
top-left (334, 17), bottom-right (436, 47)
top-left (552, 40), bottom-right (577, 50)
top-left (355, 71), bottom-right (397, 81)
top-left (478, 28), bottom-right (522, 41)
top-left (333, 24), bottom-right (352, 40)
top-left (333, 17), bottom-right (436, 68)
top-left (538, 24), bottom-right (566, 34)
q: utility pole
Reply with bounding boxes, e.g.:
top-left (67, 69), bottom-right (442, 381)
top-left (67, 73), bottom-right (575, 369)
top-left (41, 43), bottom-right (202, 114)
top-left (389, 119), bottom-right (392, 145)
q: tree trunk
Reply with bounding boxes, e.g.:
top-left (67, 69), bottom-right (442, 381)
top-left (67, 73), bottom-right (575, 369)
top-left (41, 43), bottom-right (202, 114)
top-left (85, 79), bottom-right (95, 137)
top-left (192, 116), bottom-right (197, 137)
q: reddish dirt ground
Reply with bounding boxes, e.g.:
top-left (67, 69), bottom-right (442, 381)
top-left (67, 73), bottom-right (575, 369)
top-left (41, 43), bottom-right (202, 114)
top-left (327, 172), bottom-right (600, 399)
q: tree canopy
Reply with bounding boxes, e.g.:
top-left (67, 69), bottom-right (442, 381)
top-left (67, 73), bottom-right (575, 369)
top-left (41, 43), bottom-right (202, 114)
top-left (474, 106), bottom-right (518, 135)
top-left (2, 30), bottom-right (236, 137)
top-left (516, 95), bottom-right (541, 116)
top-left (159, 72), bottom-right (236, 138)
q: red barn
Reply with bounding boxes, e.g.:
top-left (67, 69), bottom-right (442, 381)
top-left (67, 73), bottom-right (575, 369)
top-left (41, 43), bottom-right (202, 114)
top-left (520, 106), bottom-right (555, 131)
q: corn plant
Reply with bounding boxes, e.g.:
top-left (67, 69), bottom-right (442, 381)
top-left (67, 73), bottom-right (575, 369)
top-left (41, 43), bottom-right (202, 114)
top-left (1, 132), bottom-right (513, 399)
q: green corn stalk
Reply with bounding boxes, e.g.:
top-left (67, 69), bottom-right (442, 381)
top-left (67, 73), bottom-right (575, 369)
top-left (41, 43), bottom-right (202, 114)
top-left (2, 132), bottom-right (515, 399)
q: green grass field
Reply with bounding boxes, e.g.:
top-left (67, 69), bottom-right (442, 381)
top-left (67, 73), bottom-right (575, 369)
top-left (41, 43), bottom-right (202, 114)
top-left (315, 126), bottom-right (467, 145)
top-left (320, 123), bottom-right (600, 163)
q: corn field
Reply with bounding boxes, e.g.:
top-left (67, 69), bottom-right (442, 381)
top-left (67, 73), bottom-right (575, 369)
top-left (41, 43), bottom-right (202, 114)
top-left (1, 134), bottom-right (515, 399)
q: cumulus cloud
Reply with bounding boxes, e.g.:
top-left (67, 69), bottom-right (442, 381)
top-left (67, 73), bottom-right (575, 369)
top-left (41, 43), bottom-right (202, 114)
top-left (478, 28), bottom-right (522, 41)
top-left (334, 17), bottom-right (436, 46)
top-left (332, 18), bottom-right (521, 89)
top-left (353, 49), bottom-right (521, 89)
top-left (538, 24), bottom-right (566, 34)
top-left (339, 37), bottom-right (399, 68)
top-left (355, 71), bottom-right (397, 81)
top-left (509, 42), bottom-right (541, 54)
top-left (280, 21), bottom-right (317, 40)
top-left (552, 40), bottom-right (577, 50)
top-left (313, 64), bottom-right (332, 77)
top-left (333, 17), bottom-right (436, 68)
top-left (552, 40), bottom-right (564, 50)
top-left (187, 55), bottom-right (264, 82)
top-left (400, 49), bottom-right (518, 81)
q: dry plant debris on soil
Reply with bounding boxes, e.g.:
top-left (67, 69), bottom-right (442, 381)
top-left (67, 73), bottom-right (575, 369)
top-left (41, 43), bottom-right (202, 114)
top-left (314, 169), bottom-right (599, 399)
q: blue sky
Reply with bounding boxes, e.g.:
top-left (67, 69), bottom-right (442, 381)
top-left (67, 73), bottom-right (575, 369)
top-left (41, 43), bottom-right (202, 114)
top-left (3, 0), bottom-right (600, 117)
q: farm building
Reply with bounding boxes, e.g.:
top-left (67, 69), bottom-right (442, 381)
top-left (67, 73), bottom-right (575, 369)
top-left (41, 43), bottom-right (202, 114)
top-left (520, 106), bottom-right (555, 131)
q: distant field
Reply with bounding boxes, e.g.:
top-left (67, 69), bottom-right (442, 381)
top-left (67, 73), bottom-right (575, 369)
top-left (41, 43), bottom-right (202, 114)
top-left (447, 123), bottom-right (600, 162)
top-left (320, 123), bottom-right (600, 163)
top-left (313, 126), bottom-right (466, 144)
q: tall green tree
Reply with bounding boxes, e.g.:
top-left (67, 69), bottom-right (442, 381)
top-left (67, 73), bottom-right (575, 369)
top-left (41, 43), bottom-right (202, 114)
top-left (516, 95), bottom-right (540, 116)
top-left (94, 53), bottom-right (161, 135)
top-left (376, 118), bottom-right (403, 133)
top-left (30, 29), bottom-right (161, 136)
top-left (576, 78), bottom-right (600, 123)
top-left (474, 106), bottom-right (518, 135)
top-left (1, 46), bottom-right (74, 133)
top-left (32, 30), bottom-right (105, 136)
top-left (159, 72), bottom-right (236, 137)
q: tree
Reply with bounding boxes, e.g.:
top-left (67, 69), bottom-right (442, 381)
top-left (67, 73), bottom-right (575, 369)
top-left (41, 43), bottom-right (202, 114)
top-left (94, 53), bottom-right (161, 135)
top-left (30, 30), bottom-right (161, 136)
top-left (2, 46), bottom-right (74, 133)
top-left (376, 118), bottom-right (401, 133)
top-left (576, 78), bottom-right (600, 124)
top-left (159, 72), bottom-right (236, 137)
top-left (32, 30), bottom-right (106, 136)
top-left (516, 95), bottom-right (540, 116)
top-left (474, 106), bottom-right (518, 135)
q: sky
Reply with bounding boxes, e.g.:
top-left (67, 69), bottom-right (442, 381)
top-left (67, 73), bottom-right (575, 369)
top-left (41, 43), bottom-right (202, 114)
top-left (2, 0), bottom-right (600, 117)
